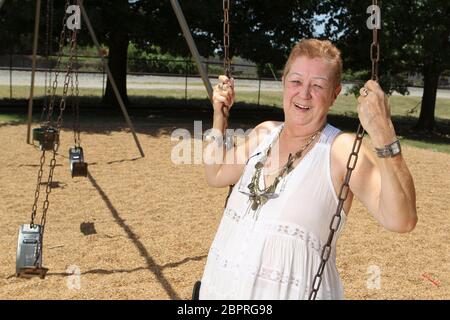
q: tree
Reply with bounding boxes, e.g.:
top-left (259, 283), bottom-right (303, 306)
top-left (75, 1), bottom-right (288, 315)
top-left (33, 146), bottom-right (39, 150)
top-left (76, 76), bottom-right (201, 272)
top-left (133, 0), bottom-right (318, 70)
top-left (78, 0), bottom-right (133, 108)
top-left (319, 0), bottom-right (450, 131)
top-left (0, 0), bottom-right (41, 54)
top-left (100, 0), bottom-right (131, 108)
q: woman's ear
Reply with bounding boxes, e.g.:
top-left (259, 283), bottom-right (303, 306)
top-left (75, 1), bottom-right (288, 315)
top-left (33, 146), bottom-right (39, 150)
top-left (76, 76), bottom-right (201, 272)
top-left (334, 84), bottom-right (342, 99)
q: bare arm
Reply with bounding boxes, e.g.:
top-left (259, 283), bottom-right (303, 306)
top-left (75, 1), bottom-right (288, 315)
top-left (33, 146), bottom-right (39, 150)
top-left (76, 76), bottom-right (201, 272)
top-left (204, 76), bottom-right (276, 187)
top-left (335, 134), bottom-right (417, 233)
top-left (337, 80), bottom-right (417, 233)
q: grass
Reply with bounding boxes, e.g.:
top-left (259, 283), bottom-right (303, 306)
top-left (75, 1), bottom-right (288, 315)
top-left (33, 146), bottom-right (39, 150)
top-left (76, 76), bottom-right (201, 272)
top-left (1, 85), bottom-right (449, 153)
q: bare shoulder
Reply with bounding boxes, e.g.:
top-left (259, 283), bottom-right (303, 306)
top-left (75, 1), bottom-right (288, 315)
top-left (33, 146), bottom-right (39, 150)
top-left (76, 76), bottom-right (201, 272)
top-left (236, 120), bottom-right (281, 157)
top-left (332, 132), bottom-right (356, 157)
top-left (254, 120), bottom-right (282, 131)
top-left (331, 131), bottom-right (376, 175)
top-left (251, 120), bottom-right (282, 144)
top-left (330, 132), bottom-right (357, 176)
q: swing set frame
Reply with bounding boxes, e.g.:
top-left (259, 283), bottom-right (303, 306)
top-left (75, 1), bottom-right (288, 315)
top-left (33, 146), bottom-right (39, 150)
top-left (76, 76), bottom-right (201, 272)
top-left (14, 0), bottom-right (145, 157)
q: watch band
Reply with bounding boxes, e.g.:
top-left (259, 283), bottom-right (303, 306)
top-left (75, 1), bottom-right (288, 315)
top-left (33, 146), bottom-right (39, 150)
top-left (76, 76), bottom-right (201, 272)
top-left (374, 139), bottom-right (401, 158)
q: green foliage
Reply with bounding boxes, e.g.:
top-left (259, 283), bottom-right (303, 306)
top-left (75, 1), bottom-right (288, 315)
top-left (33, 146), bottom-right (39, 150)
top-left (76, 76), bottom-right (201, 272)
top-left (127, 43), bottom-right (197, 74)
top-left (256, 63), bottom-right (282, 80)
top-left (319, 0), bottom-right (450, 91)
top-left (344, 70), bottom-right (409, 97)
top-left (0, 0), bottom-right (36, 53)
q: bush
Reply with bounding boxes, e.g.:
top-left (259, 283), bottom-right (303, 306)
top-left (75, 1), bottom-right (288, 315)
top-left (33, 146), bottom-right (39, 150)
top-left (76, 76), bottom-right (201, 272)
top-left (127, 43), bottom-right (197, 75)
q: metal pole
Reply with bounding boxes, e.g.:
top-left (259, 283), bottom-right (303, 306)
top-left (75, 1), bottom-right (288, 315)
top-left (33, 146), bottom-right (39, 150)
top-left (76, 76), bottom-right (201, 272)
top-left (102, 57), bottom-right (105, 96)
top-left (257, 78), bottom-right (261, 107)
top-left (9, 49), bottom-right (12, 100)
top-left (185, 60), bottom-right (188, 104)
top-left (80, 1), bottom-right (145, 158)
top-left (26, 0), bottom-right (42, 144)
top-left (169, 0), bottom-right (213, 102)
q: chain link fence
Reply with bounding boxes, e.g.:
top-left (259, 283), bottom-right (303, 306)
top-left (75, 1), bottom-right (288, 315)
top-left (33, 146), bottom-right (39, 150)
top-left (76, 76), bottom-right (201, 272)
top-left (0, 53), bottom-right (285, 107)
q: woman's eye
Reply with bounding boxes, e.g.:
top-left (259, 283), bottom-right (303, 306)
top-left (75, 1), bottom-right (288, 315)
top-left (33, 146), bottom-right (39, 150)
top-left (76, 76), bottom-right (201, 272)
top-left (314, 84), bottom-right (323, 89)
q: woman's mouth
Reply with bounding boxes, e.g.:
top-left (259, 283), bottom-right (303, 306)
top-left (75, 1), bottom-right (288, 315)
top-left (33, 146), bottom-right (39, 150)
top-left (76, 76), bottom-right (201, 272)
top-left (293, 102), bottom-right (311, 111)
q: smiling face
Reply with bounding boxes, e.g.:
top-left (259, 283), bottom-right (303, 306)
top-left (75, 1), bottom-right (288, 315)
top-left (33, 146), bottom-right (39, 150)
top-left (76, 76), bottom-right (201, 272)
top-left (282, 56), bottom-right (341, 131)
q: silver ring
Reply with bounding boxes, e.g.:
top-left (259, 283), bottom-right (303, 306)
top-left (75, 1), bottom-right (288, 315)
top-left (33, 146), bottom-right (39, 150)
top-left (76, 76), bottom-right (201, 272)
top-left (361, 87), bottom-right (369, 97)
top-left (218, 83), bottom-right (233, 91)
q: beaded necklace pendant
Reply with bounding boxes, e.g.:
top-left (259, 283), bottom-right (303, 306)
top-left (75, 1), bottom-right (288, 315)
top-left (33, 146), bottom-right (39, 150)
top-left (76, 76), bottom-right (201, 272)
top-left (246, 124), bottom-right (323, 214)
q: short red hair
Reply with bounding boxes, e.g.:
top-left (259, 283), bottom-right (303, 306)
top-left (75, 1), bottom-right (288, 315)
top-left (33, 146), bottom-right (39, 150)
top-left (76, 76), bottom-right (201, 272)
top-left (283, 39), bottom-right (343, 87)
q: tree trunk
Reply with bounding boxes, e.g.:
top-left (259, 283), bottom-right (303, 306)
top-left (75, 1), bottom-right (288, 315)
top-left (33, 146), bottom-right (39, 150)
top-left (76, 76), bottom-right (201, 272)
top-left (103, 29), bottom-right (129, 109)
top-left (415, 63), bottom-right (441, 131)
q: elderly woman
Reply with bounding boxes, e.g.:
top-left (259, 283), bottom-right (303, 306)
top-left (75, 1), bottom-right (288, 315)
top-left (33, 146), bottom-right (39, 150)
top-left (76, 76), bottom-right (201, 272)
top-left (200, 39), bottom-right (417, 300)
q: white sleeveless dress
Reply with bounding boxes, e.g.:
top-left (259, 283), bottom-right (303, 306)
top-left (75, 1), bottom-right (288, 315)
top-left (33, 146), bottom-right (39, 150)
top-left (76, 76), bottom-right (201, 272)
top-left (199, 123), bottom-right (347, 300)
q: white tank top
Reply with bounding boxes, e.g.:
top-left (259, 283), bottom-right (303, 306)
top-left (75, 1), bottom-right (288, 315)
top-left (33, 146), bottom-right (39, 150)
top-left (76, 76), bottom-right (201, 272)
top-left (200, 123), bottom-right (347, 300)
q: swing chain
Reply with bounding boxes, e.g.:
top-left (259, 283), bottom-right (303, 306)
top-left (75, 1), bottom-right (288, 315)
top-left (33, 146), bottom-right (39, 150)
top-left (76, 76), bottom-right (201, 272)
top-left (71, 43), bottom-right (81, 147)
top-left (30, 150), bottom-right (47, 228)
top-left (370, 0), bottom-right (380, 81)
top-left (309, 0), bottom-right (379, 300)
top-left (222, 0), bottom-right (234, 208)
top-left (45, 0), bottom-right (71, 126)
top-left (33, 26), bottom-right (79, 266)
top-left (30, 0), bottom-right (71, 227)
top-left (223, 0), bottom-right (231, 78)
top-left (30, 2), bottom-right (79, 267)
top-left (221, 0), bottom-right (231, 119)
top-left (42, 0), bottom-right (52, 121)
top-left (41, 19), bottom-right (79, 229)
top-left (308, 124), bottom-right (365, 300)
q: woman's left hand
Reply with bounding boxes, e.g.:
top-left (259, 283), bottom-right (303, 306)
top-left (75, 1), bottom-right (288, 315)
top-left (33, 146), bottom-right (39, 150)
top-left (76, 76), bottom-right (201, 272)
top-left (357, 80), bottom-right (397, 147)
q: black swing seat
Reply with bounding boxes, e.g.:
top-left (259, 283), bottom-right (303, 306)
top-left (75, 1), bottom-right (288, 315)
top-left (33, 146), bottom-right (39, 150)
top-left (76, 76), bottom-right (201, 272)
top-left (17, 266), bottom-right (49, 279)
top-left (69, 147), bottom-right (88, 177)
top-left (192, 280), bottom-right (201, 300)
top-left (33, 126), bottom-right (59, 151)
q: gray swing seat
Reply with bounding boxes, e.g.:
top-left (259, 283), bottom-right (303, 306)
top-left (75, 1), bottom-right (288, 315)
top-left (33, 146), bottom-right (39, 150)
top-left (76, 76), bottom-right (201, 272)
top-left (69, 146), bottom-right (88, 177)
top-left (16, 224), bottom-right (48, 279)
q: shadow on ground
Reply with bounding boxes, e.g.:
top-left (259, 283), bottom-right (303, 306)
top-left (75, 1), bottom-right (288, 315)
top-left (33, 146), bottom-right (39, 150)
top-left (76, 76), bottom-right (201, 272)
top-left (1, 96), bottom-right (449, 148)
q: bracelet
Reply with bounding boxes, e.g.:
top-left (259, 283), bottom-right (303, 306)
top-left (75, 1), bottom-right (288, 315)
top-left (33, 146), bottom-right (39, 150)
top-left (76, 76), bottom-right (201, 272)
top-left (374, 139), bottom-right (401, 158)
top-left (204, 131), bottom-right (235, 150)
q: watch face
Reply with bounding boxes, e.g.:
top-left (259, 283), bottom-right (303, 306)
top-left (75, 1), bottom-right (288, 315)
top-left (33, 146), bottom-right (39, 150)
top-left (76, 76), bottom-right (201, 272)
top-left (390, 141), bottom-right (401, 155)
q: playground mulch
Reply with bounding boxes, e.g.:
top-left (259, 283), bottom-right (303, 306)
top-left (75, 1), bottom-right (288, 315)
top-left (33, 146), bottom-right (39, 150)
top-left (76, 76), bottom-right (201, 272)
top-left (0, 119), bottom-right (448, 300)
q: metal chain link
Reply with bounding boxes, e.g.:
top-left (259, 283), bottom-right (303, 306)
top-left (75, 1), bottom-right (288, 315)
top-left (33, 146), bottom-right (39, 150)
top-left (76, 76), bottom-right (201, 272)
top-left (40, 26), bottom-right (78, 232)
top-left (309, 0), bottom-right (379, 300)
top-left (34, 26), bottom-right (78, 266)
top-left (74, 43), bottom-right (81, 147)
top-left (223, 0), bottom-right (231, 78)
top-left (309, 124), bottom-right (365, 300)
top-left (31, 0), bottom-right (78, 266)
top-left (222, 0), bottom-right (234, 208)
top-left (70, 54), bottom-right (80, 147)
top-left (221, 0), bottom-right (231, 119)
top-left (370, 0), bottom-right (380, 81)
top-left (45, 0), bottom-right (71, 126)
top-left (41, 0), bottom-right (55, 122)
top-left (48, 0), bottom-right (54, 96)
top-left (42, 0), bottom-right (51, 121)
top-left (30, 150), bottom-right (47, 227)
top-left (31, 0), bottom-right (71, 226)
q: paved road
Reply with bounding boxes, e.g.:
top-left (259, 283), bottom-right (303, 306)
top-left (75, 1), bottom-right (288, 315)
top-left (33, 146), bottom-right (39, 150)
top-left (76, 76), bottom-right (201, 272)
top-left (1, 70), bottom-right (450, 98)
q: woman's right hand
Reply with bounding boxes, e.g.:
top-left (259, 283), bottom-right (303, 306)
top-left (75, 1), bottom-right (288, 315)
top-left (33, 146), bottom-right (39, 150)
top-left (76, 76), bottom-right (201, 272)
top-left (213, 75), bottom-right (235, 118)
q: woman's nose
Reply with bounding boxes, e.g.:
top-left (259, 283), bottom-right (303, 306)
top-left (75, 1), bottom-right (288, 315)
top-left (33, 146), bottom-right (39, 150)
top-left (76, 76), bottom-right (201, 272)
top-left (298, 83), bottom-right (312, 99)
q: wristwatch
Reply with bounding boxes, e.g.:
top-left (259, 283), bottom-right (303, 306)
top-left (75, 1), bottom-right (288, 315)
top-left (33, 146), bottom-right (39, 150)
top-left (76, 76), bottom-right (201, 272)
top-left (374, 139), bottom-right (401, 158)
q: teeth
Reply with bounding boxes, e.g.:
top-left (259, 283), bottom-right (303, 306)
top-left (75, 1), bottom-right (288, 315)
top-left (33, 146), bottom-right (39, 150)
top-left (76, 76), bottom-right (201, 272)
top-left (294, 103), bottom-right (310, 110)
